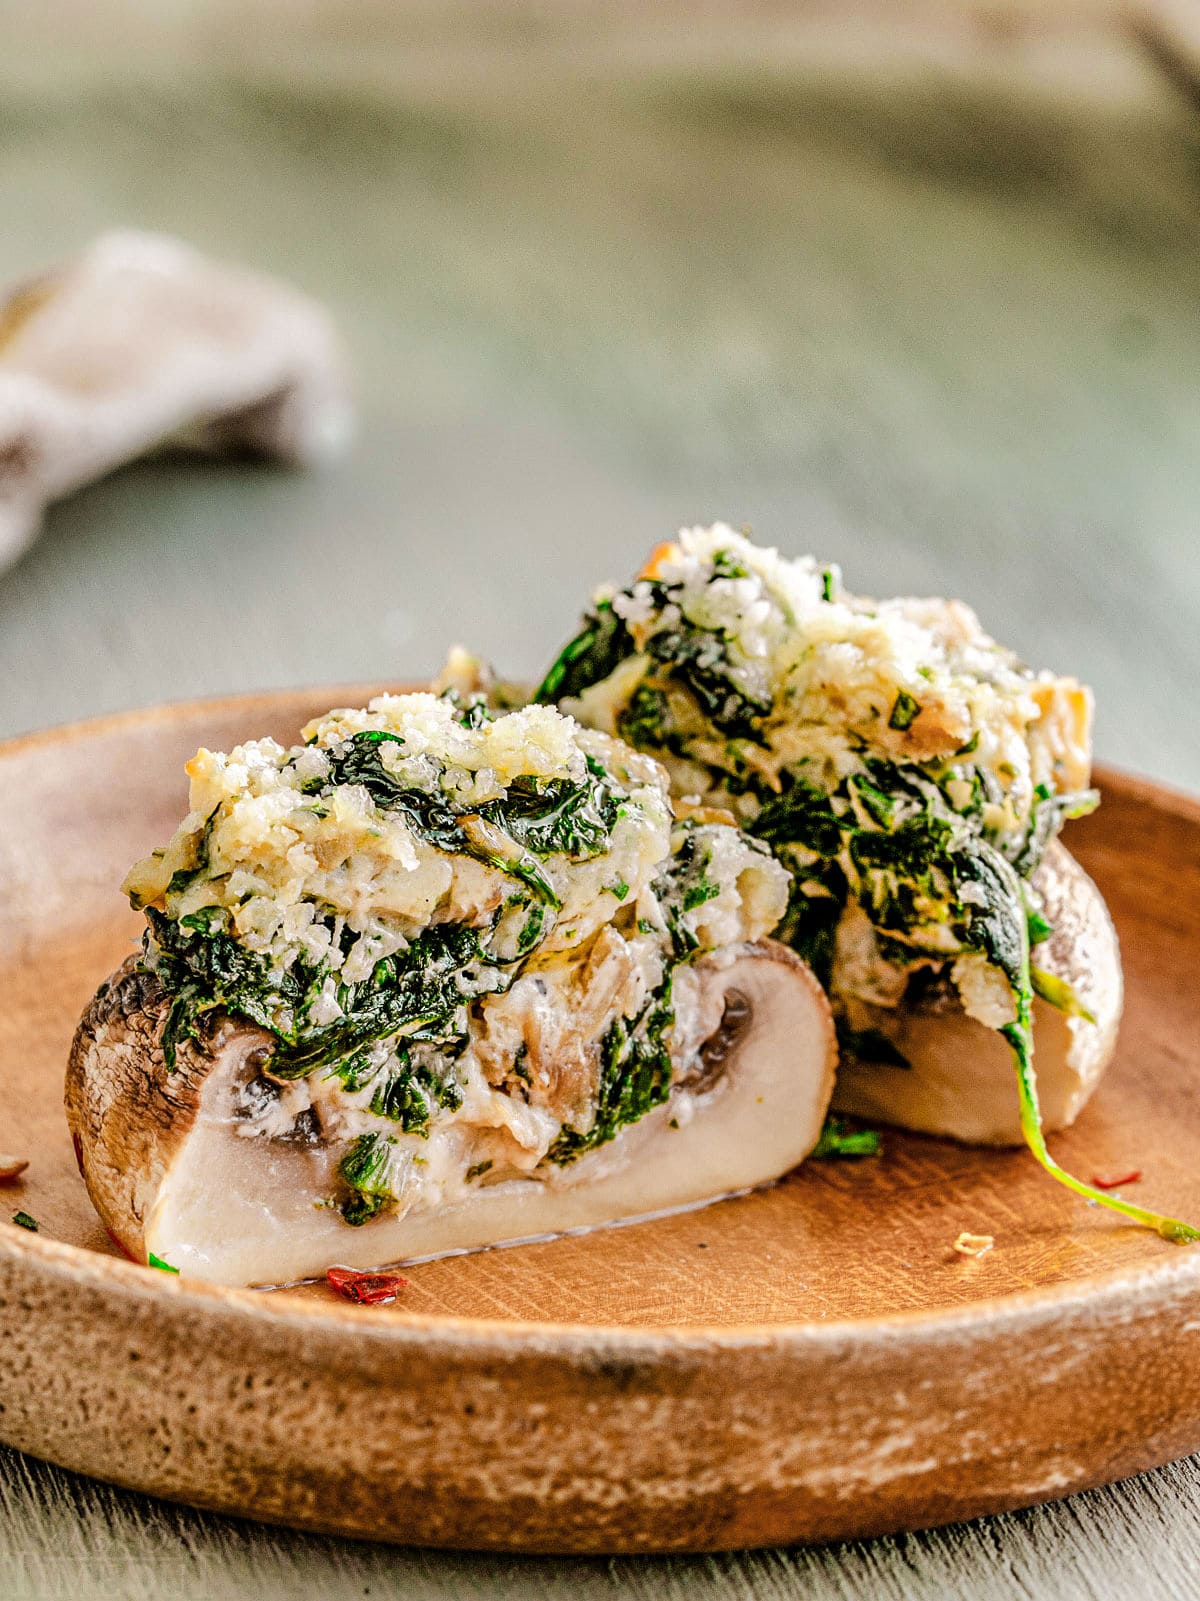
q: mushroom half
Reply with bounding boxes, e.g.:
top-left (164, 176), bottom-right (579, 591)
top-left (67, 941), bottom-right (834, 1287)
top-left (831, 843), bottom-right (1122, 1146)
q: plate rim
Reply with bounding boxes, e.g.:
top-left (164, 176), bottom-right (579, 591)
top-left (4, 687), bottom-right (1199, 1350)
top-left (6, 1222), bottom-right (1200, 1353)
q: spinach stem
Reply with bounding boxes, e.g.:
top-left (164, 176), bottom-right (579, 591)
top-left (1003, 1008), bottom-right (1199, 1244)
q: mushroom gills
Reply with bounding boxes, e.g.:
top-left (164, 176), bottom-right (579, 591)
top-left (830, 843), bottom-right (1122, 1146)
top-left (135, 943), bottom-right (834, 1286)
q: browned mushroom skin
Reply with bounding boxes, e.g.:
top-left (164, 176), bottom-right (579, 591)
top-left (66, 957), bottom-right (271, 1261)
top-left (67, 942), bottom-right (836, 1286)
top-left (831, 842), bottom-right (1122, 1146)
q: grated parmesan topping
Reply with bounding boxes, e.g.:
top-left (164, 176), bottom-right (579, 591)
top-left (568, 523), bottom-right (1092, 842)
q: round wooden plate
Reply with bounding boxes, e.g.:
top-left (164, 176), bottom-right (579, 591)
top-left (2, 689), bottom-right (1200, 1554)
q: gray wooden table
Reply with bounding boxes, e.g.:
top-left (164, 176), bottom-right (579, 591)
top-left (4, 4), bottom-right (1200, 1594)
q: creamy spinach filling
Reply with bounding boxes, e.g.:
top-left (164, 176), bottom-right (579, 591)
top-left (546, 971), bottom-right (676, 1165)
top-left (135, 713), bottom-right (653, 1221)
top-left (299, 727), bottom-right (625, 909)
top-left (147, 890), bottom-right (523, 1084)
top-left (543, 822), bottom-right (742, 1166)
top-left (537, 546), bottom-right (1198, 1243)
top-left (140, 721), bottom-right (633, 1071)
top-left (537, 584), bottom-right (770, 746)
top-left (133, 700), bottom-right (778, 1227)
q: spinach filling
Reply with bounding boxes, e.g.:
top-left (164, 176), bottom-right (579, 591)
top-left (534, 598), bottom-right (633, 704)
top-left (547, 972), bottom-right (676, 1164)
top-left (648, 826), bottom-right (723, 958)
top-left (337, 1132), bottom-right (403, 1227)
top-left (138, 724), bottom-right (684, 1225)
top-left (145, 730), bottom-right (631, 1076)
top-left (615, 683), bottom-right (671, 752)
top-left (547, 824), bottom-right (738, 1163)
top-left (300, 730), bottom-right (624, 910)
top-left (748, 763), bottom-right (1195, 1238)
top-left (323, 1044), bottom-right (463, 1136)
top-left (148, 898), bottom-right (524, 1226)
top-left (642, 625), bottom-right (771, 743)
top-left (147, 908), bottom-right (503, 1081)
top-left (791, 774), bottom-right (1193, 1239)
top-left (534, 570), bottom-right (771, 744)
top-left (537, 577), bottom-right (1199, 1241)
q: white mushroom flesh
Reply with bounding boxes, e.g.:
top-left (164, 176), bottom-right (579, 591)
top-left (831, 843), bottom-right (1122, 1144)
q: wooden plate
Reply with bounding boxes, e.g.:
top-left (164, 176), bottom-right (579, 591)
top-left (3, 689), bottom-right (1200, 1554)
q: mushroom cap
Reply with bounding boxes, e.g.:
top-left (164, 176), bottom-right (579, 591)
top-left (66, 941), bottom-right (835, 1286)
top-left (830, 842), bottom-right (1122, 1146)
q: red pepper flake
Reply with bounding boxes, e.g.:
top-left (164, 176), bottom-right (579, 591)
top-left (106, 1227), bottom-right (137, 1262)
top-left (326, 1266), bottom-right (410, 1306)
top-left (1092, 1170), bottom-right (1142, 1190)
top-left (0, 1156), bottom-right (29, 1183)
top-left (72, 1132), bottom-right (85, 1178)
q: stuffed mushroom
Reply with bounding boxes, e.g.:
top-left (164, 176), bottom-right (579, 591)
top-left (67, 692), bottom-right (836, 1285)
top-left (535, 525), bottom-right (1192, 1242)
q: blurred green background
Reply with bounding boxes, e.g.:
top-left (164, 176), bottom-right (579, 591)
top-left (2, 0), bottom-right (1199, 788)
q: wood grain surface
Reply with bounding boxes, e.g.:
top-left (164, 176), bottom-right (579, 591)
top-left (5, 0), bottom-right (1200, 1594)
